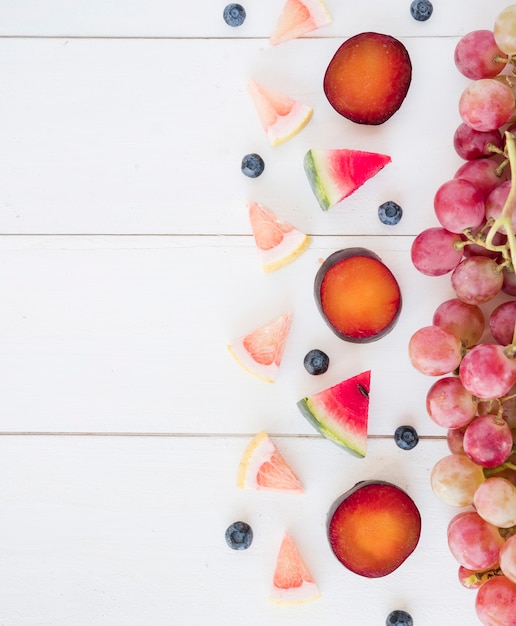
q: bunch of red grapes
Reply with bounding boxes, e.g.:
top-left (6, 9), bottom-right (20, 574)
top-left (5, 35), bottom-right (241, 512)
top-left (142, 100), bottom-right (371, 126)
top-left (409, 6), bottom-right (516, 625)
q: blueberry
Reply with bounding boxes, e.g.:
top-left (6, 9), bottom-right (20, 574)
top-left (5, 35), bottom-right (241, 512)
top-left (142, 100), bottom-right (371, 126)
top-left (386, 610), bottom-right (413, 626)
top-left (378, 201), bottom-right (403, 225)
top-left (410, 0), bottom-right (433, 21)
top-left (223, 4), bottom-right (246, 27)
top-left (303, 349), bottom-right (329, 375)
top-left (225, 521), bottom-right (253, 550)
top-left (241, 153), bottom-right (264, 178)
top-left (394, 425), bottom-right (419, 451)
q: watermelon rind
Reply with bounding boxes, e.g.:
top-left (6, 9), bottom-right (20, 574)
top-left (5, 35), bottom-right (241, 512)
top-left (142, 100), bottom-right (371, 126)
top-left (297, 371), bottom-right (370, 457)
top-left (304, 148), bottom-right (391, 211)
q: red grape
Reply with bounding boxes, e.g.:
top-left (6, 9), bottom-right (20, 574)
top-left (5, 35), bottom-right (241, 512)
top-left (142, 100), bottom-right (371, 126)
top-left (447, 510), bottom-right (505, 571)
top-left (451, 256), bottom-right (503, 305)
top-left (489, 300), bottom-right (516, 345)
top-left (408, 325), bottom-right (463, 376)
top-left (463, 414), bottom-right (513, 468)
top-left (453, 122), bottom-right (503, 160)
top-left (426, 376), bottom-right (477, 428)
top-left (460, 343), bottom-right (516, 399)
top-left (410, 227), bottom-right (463, 276)
top-left (434, 178), bottom-right (485, 233)
top-left (454, 30), bottom-right (507, 80)
top-left (475, 575), bottom-right (516, 626)
top-left (432, 297), bottom-right (485, 347)
top-left (459, 79), bottom-right (515, 132)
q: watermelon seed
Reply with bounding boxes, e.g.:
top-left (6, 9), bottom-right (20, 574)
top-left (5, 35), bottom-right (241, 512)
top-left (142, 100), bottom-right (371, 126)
top-left (357, 383), bottom-right (369, 397)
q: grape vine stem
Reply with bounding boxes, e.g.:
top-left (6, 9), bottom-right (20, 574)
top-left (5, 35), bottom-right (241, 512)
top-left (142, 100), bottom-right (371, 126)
top-left (485, 131), bottom-right (516, 270)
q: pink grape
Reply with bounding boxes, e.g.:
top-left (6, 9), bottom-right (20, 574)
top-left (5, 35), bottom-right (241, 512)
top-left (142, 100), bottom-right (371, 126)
top-left (489, 300), bottom-right (516, 345)
top-left (454, 30), bottom-right (507, 79)
top-left (485, 180), bottom-right (513, 233)
top-left (459, 79), bottom-right (515, 132)
top-left (475, 575), bottom-right (516, 626)
top-left (455, 157), bottom-right (508, 199)
top-left (448, 510), bottom-right (505, 571)
top-left (426, 376), bottom-right (477, 428)
top-left (408, 325), bottom-right (463, 376)
top-left (458, 565), bottom-right (503, 590)
top-left (503, 266), bottom-right (516, 296)
top-left (430, 454), bottom-right (485, 507)
top-left (495, 4), bottom-right (516, 55)
top-left (459, 343), bottom-right (516, 399)
top-left (447, 426), bottom-right (467, 455)
top-left (473, 476), bottom-right (516, 528)
top-left (433, 178), bottom-right (485, 233)
top-left (410, 227), bottom-right (463, 276)
top-left (453, 122), bottom-right (503, 160)
top-left (463, 414), bottom-right (513, 468)
top-left (451, 256), bottom-right (503, 305)
top-left (432, 297), bottom-right (485, 347)
top-left (500, 535), bottom-right (516, 584)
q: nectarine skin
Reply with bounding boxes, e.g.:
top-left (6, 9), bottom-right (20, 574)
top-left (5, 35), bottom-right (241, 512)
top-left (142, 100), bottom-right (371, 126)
top-left (327, 481), bottom-right (422, 578)
top-left (314, 248), bottom-right (402, 343)
top-left (324, 32), bottom-right (412, 125)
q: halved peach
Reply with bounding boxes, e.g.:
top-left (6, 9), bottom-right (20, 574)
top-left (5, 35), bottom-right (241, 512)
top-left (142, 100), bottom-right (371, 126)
top-left (327, 481), bottom-right (421, 578)
top-left (314, 248), bottom-right (402, 342)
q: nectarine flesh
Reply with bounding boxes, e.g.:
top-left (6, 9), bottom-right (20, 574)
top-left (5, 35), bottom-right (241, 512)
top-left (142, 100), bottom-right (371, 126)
top-left (324, 32), bottom-right (412, 125)
top-left (315, 249), bottom-right (402, 342)
top-left (328, 481), bottom-right (421, 578)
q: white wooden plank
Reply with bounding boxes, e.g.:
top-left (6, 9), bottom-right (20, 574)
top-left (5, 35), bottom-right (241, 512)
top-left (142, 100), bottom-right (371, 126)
top-left (0, 0), bottom-right (508, 38)
top-left (0, 35), bottom-right (473, 235)
top-left (0, 435), bottom-right (478, 625)
top-left (0, 234), bottom-right (505, 436)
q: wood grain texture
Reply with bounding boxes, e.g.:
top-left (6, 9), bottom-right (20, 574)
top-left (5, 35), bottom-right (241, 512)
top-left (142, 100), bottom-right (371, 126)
top-left (0, 1), bottom-right (512, 624)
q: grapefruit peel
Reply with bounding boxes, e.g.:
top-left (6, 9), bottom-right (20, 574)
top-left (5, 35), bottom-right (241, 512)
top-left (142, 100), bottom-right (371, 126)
top-left (248, 200), bottom-right (311, 272)
top-left (227, 311), bottom-right (293, 383)
top-left (270, 532), bottom-right (320, 604)
top-left (247, 79), bottom-right (313, 147)
top-left (237, 431), bottom-right (303, 493)
top-left (270, 0), bottom-right (332, 46)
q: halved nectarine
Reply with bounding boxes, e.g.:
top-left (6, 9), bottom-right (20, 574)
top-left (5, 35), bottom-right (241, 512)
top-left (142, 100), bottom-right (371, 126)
top-left (323, 32), bottom-right (412, 125)
top-left (314, 248), bottom-right (402, 342)
top-left (327, 481), bottom-right (421, 578)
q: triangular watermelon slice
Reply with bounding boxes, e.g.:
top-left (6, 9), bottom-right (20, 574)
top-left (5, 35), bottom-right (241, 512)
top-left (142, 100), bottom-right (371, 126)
top-left (304, 148), bottom-right (391, 211)
top-left (297, 370), bottom-right (370, 457)
top-left (248, 79), bottom-right (313, 147)
top-left (270, 0), bottom-right (332, 46)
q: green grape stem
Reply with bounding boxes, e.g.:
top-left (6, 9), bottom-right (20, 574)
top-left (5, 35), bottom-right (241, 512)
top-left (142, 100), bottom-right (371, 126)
top-left (457, 132), bottom-right (516, 270)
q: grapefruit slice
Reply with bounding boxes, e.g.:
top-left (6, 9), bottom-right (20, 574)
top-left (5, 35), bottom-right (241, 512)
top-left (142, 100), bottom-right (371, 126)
top-left (297, 370), bottom-right (371, 457)
top-left (270, 0), bottom-right (332, 46)
top-left (304, 148), bottom-right (391, 211)
top-left (270, 532), bottom-right (320, 604)
top-left (248, 79), bottom-right (313, 147)
top-left (228, 311), bottom-right (293, 383)
top-left (248, 200), bottom-right (311, 272)
top-left (237, 431), bottom-right (303, 493)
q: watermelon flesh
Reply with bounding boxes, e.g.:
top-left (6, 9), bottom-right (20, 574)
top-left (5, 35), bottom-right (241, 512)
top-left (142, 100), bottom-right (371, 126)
top-left (304, 148), bottom-right (391, 211)
top-left (297, 370), bottom-right (370, 457)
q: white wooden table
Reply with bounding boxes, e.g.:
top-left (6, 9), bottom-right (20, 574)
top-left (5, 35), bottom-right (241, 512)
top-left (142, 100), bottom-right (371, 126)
top-left (0, 2), bottom-right (510, 624)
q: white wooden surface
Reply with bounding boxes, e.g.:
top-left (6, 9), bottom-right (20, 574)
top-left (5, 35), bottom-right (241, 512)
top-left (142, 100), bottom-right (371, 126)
top-left (0, 1), bottom-right (510, 624)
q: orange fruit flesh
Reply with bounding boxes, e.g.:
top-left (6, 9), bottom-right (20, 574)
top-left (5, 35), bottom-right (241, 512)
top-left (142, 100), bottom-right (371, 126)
top-left (331, 507), bottom-right (412, 575)
top-left (320, 256), bottom-right (400, 338)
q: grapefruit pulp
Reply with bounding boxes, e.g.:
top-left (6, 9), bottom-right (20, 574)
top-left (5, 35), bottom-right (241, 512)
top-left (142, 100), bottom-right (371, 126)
top-left (237, 431), bottom-right (303, 493)
top-left (247, 79), bottom-right (313, 147)
top-left (227, 311), bottom-right (293, 383)
top-left (270, 532), bottom-right (320, 604)
top-left (248, 200), bottom-right (311, 272)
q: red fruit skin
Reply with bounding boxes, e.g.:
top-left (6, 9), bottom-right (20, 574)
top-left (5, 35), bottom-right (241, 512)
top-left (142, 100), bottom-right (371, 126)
top-left (327, 481), bottom-right (421, 578)
top-left (475, 576), bottom-right (516, 626)
top-left (323, 32), bottom-right (412, 125)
